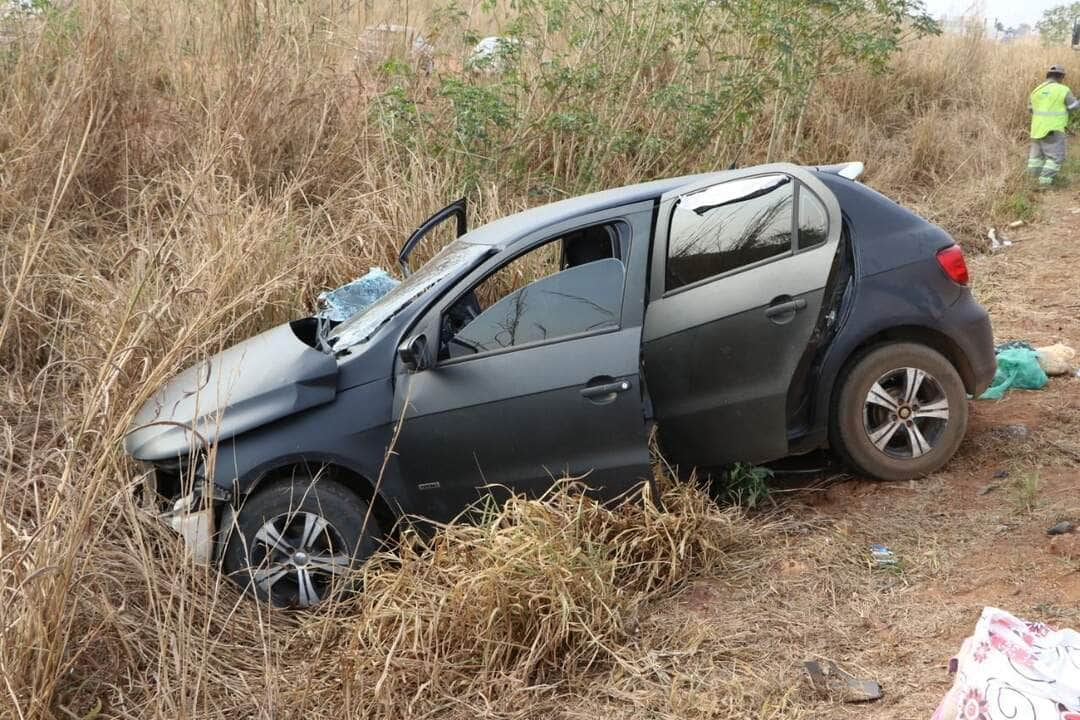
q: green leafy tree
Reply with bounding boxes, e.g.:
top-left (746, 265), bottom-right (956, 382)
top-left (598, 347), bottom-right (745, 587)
top-left (376, 0), bottom-right (939, 194)
top-left (1037, 3), bottom-right (1080, 46)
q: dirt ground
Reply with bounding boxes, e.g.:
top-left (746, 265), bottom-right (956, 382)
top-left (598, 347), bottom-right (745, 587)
top-left (591, 189), bottom-right (1080, 719)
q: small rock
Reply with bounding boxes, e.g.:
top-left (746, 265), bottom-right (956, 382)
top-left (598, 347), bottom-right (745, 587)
top-left (993, 469), bottom-right (1010, 479)
top-left (995, 524), bottom-right (1011, 535)
top-left (1049, 534), bottom-right (1080, 561)
top-left (1002, 424), bottom-right (1030, 440)
top-left (1047, 521), bottom-right (1075, 536)
top-left (1008, 220), bottom-right (1026, 229)
top-left (978, 483), bottom-right (998, 496)
top-left (804, 660), bottom-right (883, 703)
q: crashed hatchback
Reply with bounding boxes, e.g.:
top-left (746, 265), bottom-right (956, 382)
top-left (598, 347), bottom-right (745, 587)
top-left (125, 162), bottom-right (996, 607)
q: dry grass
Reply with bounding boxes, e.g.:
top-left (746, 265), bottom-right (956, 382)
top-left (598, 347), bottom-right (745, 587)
top-left (0, 1), bottom-right (1074, 718)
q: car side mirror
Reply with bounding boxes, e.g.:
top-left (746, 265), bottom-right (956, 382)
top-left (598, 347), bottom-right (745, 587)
top-left (398, 334), bottom-right (430, 373)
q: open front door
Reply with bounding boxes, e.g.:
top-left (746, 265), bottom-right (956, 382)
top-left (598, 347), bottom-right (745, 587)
top-left (642, 163), bottom-right (843, 467)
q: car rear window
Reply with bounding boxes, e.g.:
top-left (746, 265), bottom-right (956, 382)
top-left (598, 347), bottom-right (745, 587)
top-left (666, 174), bottom-right (794, 291)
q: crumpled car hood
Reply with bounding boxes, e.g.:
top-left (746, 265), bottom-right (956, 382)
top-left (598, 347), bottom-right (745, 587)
top-left (124, 322), bottom-right (338, 462)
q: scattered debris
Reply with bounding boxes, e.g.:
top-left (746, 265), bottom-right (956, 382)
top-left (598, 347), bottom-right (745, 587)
top-left (804, 660), bottom-right (883, 703)
top-left (317, 267), bottom-right (399, 322)
top-left (994, 339), bottom-right (1037, 353)
top-left (977, 483), bottom-right (998, 496)
top-left (467, 36), bottom-right (524, 74)
top-left (979, 346), bottom-right (1048, 400)
top-left (1035, 343), bottom-right (1076, 376)
top-left (992, 469), bottom-right (1010, 479)
top-left (994, 523), bottom-right (1011, 534)
top-left (1046, 520), bottom-right (1075, 536)
top-left (987, 226), bottom-right (1013, 252)
top-left (1007, 219), bottom-right (1026, 228)
top-left (2, 0), bottom-right (40, 15)
top-left (933, 608), bottom-right (1080, 719)
top-left (999, 423), bottom-right (1031, 439)
top-left (356, 24), bottom-right (435, 73)
top-left (1071, 207), bottom-right (1080, 214)
top-left (869, 544), bottom-right (897, 569)
top-left (1050, 534), bottom-right (1080, 560)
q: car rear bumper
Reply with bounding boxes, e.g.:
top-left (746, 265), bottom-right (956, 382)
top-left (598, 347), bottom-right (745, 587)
top-left (944, 294), bottom-right (996, 396)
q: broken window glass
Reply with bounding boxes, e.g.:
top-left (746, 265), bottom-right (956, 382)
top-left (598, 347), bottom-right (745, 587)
top-left (317, 268), bottom-right (400, 323)
top-left (329, 241), bottom-right (489, 350)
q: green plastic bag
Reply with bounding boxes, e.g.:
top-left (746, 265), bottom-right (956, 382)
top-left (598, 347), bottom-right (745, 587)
top-left (979, 347), bottom-right (1048, 400)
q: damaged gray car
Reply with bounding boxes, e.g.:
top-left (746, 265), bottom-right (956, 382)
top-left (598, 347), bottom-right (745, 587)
top-left (125, 162), bottom-right (996, 607)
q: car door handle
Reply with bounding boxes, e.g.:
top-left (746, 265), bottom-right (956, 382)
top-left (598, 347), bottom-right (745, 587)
top-left (580, 379), bottom-right (632, 401)
top-left (764, 297), bottom-right (808, 318)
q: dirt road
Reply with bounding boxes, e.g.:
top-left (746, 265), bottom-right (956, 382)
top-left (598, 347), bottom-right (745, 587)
top-left (576, 190), bottom-right (1080, 719)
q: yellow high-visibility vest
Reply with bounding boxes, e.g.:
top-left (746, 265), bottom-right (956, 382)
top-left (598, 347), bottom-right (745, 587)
top-left (1030, 81), bottom-right (1071, 139)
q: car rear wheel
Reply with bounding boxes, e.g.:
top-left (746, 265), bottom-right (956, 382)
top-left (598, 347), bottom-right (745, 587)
top-left (222, 475), bottom-right (381, 608)
top-left (831, 343), bottom-right (968, 480)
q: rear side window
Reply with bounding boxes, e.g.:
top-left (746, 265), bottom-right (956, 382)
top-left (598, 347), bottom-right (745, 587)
top-left (797, 186), bottom-right (829, 250)
top-left (666, 174), bottom-right (794, 291)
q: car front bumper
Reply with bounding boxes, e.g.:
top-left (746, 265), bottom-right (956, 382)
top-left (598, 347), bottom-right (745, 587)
top-left (140, 466), bottom-right (217, 564)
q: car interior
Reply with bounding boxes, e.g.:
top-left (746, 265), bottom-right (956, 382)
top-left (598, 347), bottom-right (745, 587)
top-left (440, 224), bottom-right (622, 359)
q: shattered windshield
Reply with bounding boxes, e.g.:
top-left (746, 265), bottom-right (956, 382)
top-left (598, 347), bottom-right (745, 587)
top-left (327, 241), bottom-right (490, 351)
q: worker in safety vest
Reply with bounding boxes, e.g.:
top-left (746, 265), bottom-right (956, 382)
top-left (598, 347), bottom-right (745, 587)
top-left (1028, 64), bottom-right (1080, 187)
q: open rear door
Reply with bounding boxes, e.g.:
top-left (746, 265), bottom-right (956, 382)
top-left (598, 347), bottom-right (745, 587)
top-left (642, 163), bottom-right (843, 466)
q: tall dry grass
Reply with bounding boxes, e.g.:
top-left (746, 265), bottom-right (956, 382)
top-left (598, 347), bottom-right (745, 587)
top-left (0, 1), bottom-right (1068, 717)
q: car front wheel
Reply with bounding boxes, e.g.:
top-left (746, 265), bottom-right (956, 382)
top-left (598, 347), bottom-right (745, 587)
top-left (222, 475), bottom-right (382, 608)
top-left (831, 342), bottom-right (968, 480)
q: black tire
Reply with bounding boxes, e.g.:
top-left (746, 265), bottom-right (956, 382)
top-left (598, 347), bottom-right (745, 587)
top-left (222, 475), bottom-right (382, 609)
top-left (830, 342), bottom-right (968, 480)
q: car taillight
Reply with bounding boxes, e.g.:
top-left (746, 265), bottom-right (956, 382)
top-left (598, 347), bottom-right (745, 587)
top-left (936, 245), bottom-right (969, 285)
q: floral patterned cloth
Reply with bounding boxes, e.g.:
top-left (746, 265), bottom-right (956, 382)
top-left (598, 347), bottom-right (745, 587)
top-left (932, 607), bottom-right (1080, 720)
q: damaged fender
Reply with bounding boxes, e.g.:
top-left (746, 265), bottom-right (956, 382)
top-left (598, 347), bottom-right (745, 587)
top-left (125, 322), bottom-right (339, 462)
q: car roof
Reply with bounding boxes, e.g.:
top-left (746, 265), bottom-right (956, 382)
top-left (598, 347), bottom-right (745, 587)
top-left (459, 162), bottom-right (865, 250)
top-left (460, 173), bottom-right (716, 249)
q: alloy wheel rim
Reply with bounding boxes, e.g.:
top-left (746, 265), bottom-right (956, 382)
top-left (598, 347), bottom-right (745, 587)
top-left (250, 511), bottom-right (351, 608)
top-left (862, 366), bottom-right (950, 460)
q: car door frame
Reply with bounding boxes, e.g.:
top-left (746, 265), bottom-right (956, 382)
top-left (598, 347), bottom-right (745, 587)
top-left (397, 200), bottom-right (657, 376)
top-left (646, 163), bottom-right (842, 306)
top-left (388, 200), bottom-right (657, 516)
top-left (642, 162), bottom-right (845, 465)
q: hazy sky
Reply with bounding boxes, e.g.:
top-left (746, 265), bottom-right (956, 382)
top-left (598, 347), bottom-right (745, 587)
top-left (922, 0), bottom-right (1064, 26)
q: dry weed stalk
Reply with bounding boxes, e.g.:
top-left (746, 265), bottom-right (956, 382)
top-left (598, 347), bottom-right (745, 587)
top-left (0, 1), bottom-right (1065, 717)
